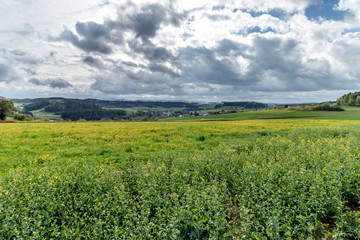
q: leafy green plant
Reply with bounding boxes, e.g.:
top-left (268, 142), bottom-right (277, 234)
top-left (1, 120), bottom-right (360, 238)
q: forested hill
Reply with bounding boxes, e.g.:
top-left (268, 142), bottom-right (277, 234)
top-left (16, 98), bottom-right (205, 111)
top-left (10, 98), bottom-right (268, 121)
top-left (14, 98), bottom-right (268, 112)
top-left (337, 92), bottom-right (360, 106)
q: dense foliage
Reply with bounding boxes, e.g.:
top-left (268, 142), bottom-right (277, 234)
top-left (22, 100), bottom-right (50, 112)
top-left (61, 109), bottom-right (127, 121)
top-left (312, 103), bottom-right (344, 111)
top-left (0, 99), bottom-right (15, 120)
top-left (337, 92), bottom-right (360, 106)
top-left (1, 120), bottom-right (360, 238)
top-left (18, 98), bottom-right (272, 121)
top-left (14, 113), bottom-right (33, 121)
top-left (20, 98), bottom-right (205, 112)
top-left (215, 101), bottom-right (268, 109)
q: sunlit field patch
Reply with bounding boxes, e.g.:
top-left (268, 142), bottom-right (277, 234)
top-left (1, 119), bottom-right (360, 238)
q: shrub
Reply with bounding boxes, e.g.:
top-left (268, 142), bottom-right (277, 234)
top-left (14, 113), bottom-right (33, 121)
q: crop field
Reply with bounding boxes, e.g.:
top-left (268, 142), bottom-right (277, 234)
top-left (1, 120), bottom-right (360, 239)
top-left (165, 106), bottom-right (360, 121)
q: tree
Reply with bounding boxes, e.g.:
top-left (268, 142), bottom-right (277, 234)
top-left (0, 99), bottom-right (15, 120)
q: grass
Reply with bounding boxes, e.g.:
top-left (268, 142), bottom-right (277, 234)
top-left (165, 107), bottom-right (360, 121)
top-left (31, 109), bottom-right (63, 121)
top-left (1, 120), bottom-right (360, 238)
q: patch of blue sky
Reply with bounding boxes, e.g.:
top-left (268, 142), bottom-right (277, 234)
top-left (238, 8), bottom-right (287, 20)
top-left (342, 27), bottom-right (360, 34)
top-left (233, 26), bottom-right (276, 36)
top-left (212, 5), bottom-right (225, 11)
top-left (305, 0), bottom-right (348, 21)
top-left (182, 33), bottom-right (194, 40)
top-left (247, 26), bottom-right (275, 34)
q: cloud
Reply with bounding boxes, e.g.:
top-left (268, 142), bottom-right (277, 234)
top-left (15, 24), bottom-right (36, 36)
top-left (90, 65), bottom-right (184, 96)
top-left (1, 0), bottom-right (360, 102)
top-left (337, 0), bottom-right (360, 19)
top-left (128, 39), bottom-right (175, 62)
top-left (129, 3), bottom-right (188, 40)
top-left (29, 78), bottom-right (72, 88)
top-left (57, 2), bottom-right (187, 54)
top-left (178, 46), bottom-right (246, 86)
top-left (59, 28), bottom-right (113, 54)
top-left (22, 68), bottom-right (37, 76)
top-left (0, 48), bottom-right (40, 65)
top-left (132, 4), bottom-right (167, 40)
top-left (226, 0), bottom-right (315, 13)
top-left (10, 49), bottom-right (27, 56)
top-left (0, 63), bottom-right (18, 82)
top-left (148, 63), bottom-right (180, 77)
top-left (82, 56), bottom-right (103, 68)
top-left (76, 21), bottom-right (110, 39)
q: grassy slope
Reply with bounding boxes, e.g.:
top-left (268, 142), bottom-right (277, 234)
top-left (31, 109), bottom-right (63, 121)
top-left (164, 106), bottom-right (360, 121)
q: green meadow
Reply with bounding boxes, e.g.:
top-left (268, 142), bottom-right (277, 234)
top-left (165, 106), bottom-right (360, 121)
top-left (1, 116), bottom-right (360, 238)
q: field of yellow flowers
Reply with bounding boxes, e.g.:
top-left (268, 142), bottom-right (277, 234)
top-left (1, 119), bottom-right (360, 238)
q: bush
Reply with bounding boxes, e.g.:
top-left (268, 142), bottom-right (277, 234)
top-left (14, 113), bottom-right (33, 121)
top-left (312, 104), bottom-right (344, 111)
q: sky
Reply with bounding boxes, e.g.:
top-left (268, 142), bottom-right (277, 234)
top-left (0, 0), bottom-right (360, 103)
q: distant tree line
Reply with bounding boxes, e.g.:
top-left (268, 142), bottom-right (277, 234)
top-left (215, 101), bottom-right (268, 109)
top-left (44, 101), bottom-right (101, 113)
top-left (273, 103), bottom-right (344, 111)
top-left (22, 100), bottom-right (127, 121)
top-left (19, 98), bottom-right (270, 121)
top-left (22, 98), bottom-right (204, 111)
top-left (337, 92), bottom-right (360, 106)
top-left (61, 109), bottom-right (126, 121)
top-left (83, 99), bottom-right (203, 111)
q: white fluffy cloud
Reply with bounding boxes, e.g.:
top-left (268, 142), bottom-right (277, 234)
top-left (0, 0), bottom-right (359, 102)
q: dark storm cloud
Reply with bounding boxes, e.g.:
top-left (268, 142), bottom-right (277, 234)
top-left (29, 78), bottom-right (72, 88)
